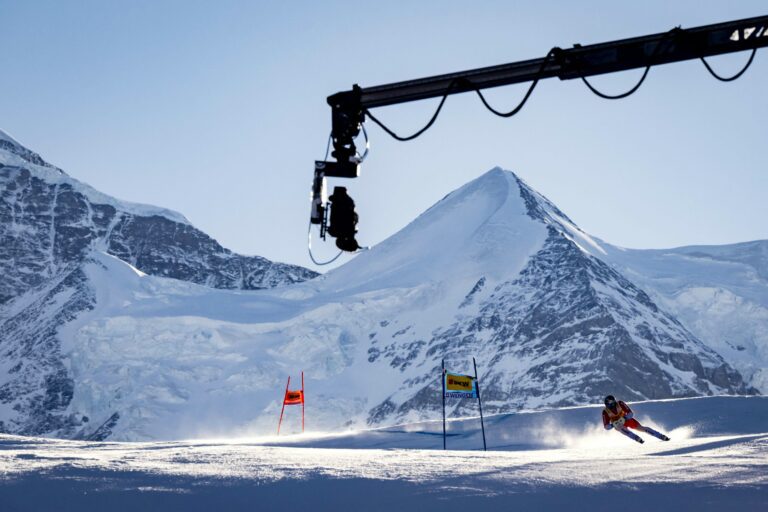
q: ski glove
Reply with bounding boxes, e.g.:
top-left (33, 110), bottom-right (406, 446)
top-left (604, 423), bottom-right (613, 430)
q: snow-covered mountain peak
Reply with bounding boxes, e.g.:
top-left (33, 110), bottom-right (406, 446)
top-left (0, 128), bottom-right (190, 225)
top-left (512, 172), bottom-right (608, 258)
top-left (323, 168), bottom-right (607, 292)
top-left (0, 127), bottom-right (61, 172)
top-left (0, 129), bottom-right (318, 307)
top-left (320, 168), bottom-right (548, 291)
top-left (0, 128), bottom-right (21, 145)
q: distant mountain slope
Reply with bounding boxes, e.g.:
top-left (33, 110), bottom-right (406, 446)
top-left (0, 130), bottom-right (761, 440)
top-left (352, 170), bottom-right (752, 425)
top-left (0, 129), bottom-right (317, 305)
top-left (0, 129), bottom-right (316, 438)
top-left (0, 262), bottom-right (94, 436)
top-left (603, 240), bottom-right (768, 392)
top-left (2, 168), bottom-right (754, 440)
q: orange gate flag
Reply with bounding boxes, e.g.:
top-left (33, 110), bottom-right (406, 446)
top-left (284, 389), bottom-right (304, 405)
top-left (277, 371), bottom-right (305, 435)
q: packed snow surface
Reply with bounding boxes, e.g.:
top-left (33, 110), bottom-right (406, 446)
top-left (1, 396), bottom-right (765, 511)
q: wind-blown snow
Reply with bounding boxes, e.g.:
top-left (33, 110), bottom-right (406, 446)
top-left (0, 396), bottom-right (765, 511)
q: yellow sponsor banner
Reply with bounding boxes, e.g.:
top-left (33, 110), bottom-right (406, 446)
top-left (446, 373), bottom-right (474, 392)
top-left (445, 372), bottom-right (478, 400)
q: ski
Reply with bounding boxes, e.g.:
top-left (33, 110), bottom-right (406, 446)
top-left (618, 427), bottom-right (644, 444)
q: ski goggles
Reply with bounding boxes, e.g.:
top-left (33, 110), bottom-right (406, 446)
top-left (606, 399), bottom-right (618, 409)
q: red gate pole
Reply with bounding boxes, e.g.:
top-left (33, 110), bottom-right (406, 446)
top-left (301, 371), bottom-right (305, 433)
top-left (277, 376), bottom-right (290, 435)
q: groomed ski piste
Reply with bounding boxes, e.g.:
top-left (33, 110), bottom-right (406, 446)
top-left (1, 396), bottom-right (766, 511)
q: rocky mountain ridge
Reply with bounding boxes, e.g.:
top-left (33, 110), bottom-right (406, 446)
top-left (0, 130), bottom-right (317, 438)
top-left (0, 129), bottom-right (317, 306)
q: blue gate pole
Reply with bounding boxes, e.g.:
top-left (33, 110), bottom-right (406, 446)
top-left (442, 359), bottom-right (446, 450)
top-left (473, 357), bottom-right (487, 451)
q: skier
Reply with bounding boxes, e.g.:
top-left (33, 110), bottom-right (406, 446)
top-left (602, 395), bottom-right (670, 444)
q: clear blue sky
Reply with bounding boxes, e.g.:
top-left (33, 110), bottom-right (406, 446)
top-left (1, 1), bottom-right (766, 269)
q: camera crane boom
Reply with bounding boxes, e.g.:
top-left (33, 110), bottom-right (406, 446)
top-left (311, 15), bottom-right (768, 254)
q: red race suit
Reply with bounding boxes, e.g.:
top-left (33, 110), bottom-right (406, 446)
top-left (602, 400), bottom-right (642, 430)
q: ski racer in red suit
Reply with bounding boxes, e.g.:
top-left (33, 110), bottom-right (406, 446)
top-left (602, 395), bottom-right (670, 444)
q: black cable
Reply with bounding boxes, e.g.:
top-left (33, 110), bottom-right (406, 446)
top-left (475, 49), bottom-right (557, 117)
top-left (580, 66), bottom-right (651, 100)
top-left (308, 223), bottom-right (344, 266)
top-left (579, 27), bottom-right (680, 100)
top-left (701, 48), bottom-right (757, 82)
top-left (308, 247), bottom-right (343, 266)
top-left (364, 27), bottom-right (757, 140)
top-left (365, 49), bottom-right (558, 139)
top-left (323, 133), bottom-right (332, 160)
top-left (364, 79), bottom-right (459, 141)
top-left (308, 133), bottom-right (344, 266)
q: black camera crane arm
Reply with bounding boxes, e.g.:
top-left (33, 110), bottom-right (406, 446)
top-left (334, 15), bottom-right (767, 110)
top-left (328, 15), bottom-right (767, 160)
top-left (311, 15), bottom-right (767, 254)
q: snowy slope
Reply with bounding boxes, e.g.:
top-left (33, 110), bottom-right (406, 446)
top-left (1, 168), bottom-right (753, 440)
top-left (270, 395), bottom-right (768, 450)
top-left (318, 170), bottom-right (750, 420)
top-left (1, 396), bottom-right (766, 511)
top-left (0, 130), bottom-right (317, 438)
top-left (467, 179), bottom-right (768, 395)
top-left (602, 241), bottom-right (768, 392)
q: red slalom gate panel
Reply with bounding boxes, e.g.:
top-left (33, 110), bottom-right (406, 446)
top-left (277, 371), bottom-right (305, 434)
